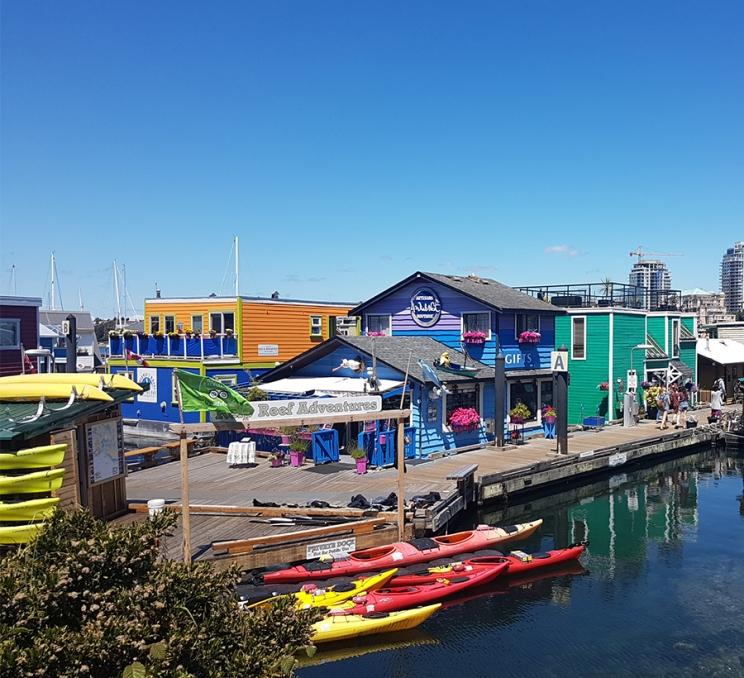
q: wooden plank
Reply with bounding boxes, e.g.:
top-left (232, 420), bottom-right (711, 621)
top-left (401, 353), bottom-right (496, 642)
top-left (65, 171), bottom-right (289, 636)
top-left (170, 409), bottom-right (411, 434)
top-left (213, 517), bottom-right (386, 554)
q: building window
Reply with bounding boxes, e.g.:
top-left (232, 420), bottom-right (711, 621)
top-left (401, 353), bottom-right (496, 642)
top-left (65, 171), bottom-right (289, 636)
top-left (445, 384), bottom-right (481, 425)
top-left (571, 316), bottom-right (586, 360)
top-left (508, 378), bottom-right (554, 423)
top-left (515, 313), bottom-right (540, 335)
top-left (209, 312), bottom-right (235, 334)
top-left (310, 315), bottom-right (323, 337)
top-left (149, 316), bottom-right (160, 334)
top-left (462, 312), bottom-right (490, 337)
top-left (0, 319), bottom-right (20, 349)
top-left (164, 316), bottom-right (175, 334)
top-left (172, 374), bottom-right (180, 405)
top-left (212, 374), bottom-right (238, 386)
top-left (366, 314), bottom-right (391, 336)
top-left (540, 380), bottom-right (554, 410)
top-left (191, 315), bottom-right (203, 334)
top-left (671, 319), bottom-right (680, 358)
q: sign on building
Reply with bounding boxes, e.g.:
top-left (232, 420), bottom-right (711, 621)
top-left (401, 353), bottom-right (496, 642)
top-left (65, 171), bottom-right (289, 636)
top-left (551, 350), bottom-right (569, 372)
top-left (257, 344), bottom-right (279, 357)
top-left (241, 395), bottom-right (383, 424)
top-left (410, 287), bottom-right (442, 327)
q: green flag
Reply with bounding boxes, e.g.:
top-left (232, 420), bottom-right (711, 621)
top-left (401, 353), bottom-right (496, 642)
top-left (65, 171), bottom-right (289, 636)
top-left (174, 369), bottom-right (254, 416)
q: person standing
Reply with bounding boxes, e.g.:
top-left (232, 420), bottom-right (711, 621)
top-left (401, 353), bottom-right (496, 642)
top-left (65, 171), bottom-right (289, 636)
top-left (676, 386), bottom-right (689, 428)
top-left (657, 387), bottom-right (671, 430)
top-left (670, 385), bottom-right (681, 427)
top-left (710, 387), bottom-right (723, 419)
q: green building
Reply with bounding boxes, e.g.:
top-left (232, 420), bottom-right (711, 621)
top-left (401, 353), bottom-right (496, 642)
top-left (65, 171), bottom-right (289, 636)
top-left (517, 283), bottom-right (697, 425)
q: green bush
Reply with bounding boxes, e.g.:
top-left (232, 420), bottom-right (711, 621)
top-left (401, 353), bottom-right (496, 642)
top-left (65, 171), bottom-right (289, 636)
top-left (0, 509), bottom-right (320, 678)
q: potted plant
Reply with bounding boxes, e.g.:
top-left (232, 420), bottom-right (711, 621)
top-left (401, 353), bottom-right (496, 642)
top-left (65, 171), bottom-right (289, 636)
top-left (225, 328), bottom-right (234, 337)
top-left (509, 402), bottom-right (531, 424)
top-left (462, 330), bottom-right (487, 345)
top-left (289, 435), bottom-right (308, 467)
top-left (184, 327), bottom-right (193, 338)
top-left (153, 331), bottom-right (164, 339)
top-left (348, 442), bottom-right (367, 474)
top-left (542, 405), bottom-right (556, 424)
top-left (597, 382), bottom-right (610, 391)
top-left (518, 330), bottom-right (541, 344)
top-left (448, 407), bottom-right (481, 432)
top-left (209, 329), bottom-right (217, 339)
top-left (644, 384), bottom-right (661, 420)
top-left (168, 331), bottom-right (180, 340)
top-left (269, 453), bottom-right (283, 468)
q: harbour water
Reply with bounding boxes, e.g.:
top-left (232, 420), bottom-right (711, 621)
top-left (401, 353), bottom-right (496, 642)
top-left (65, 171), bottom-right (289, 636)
top-left (299, 445), bottom-right (744, 677)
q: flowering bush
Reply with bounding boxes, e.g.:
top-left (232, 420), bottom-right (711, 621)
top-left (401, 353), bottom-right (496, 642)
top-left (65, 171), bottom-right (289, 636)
top-left (462, 330), bottom-right (487, 344)
top-left (509, 402), bottom-right (531, 423)
top-left (597, 382), bottom-right (609, 391)
top-left (518, 331), bottom-right (541, 344)
top-left (644, 385), bottom-right (661, 406)
top-left (448, 407), bottom-right (481, 431)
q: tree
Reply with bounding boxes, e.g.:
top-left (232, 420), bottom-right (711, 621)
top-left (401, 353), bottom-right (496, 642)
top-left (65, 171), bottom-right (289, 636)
top-left (0, 510), bottom-right (320, 678)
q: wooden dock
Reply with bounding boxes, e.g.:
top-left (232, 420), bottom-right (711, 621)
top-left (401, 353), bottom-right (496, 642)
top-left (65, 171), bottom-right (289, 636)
top-left (124, 407), bottom-right (726, 568)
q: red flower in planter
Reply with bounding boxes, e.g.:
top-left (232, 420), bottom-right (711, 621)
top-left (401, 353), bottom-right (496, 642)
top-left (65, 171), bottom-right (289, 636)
top-left (518, 331), bottom-right (541, 344)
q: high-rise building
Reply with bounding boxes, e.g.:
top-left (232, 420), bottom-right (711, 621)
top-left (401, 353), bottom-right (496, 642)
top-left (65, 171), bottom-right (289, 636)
top-left (629, 260), bottom-right (671, 309)
top-left (720, 241), bottom-right (744, 314)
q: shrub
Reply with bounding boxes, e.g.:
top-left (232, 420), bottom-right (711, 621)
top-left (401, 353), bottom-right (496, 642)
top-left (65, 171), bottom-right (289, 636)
top-left (0, 509), bottom-right (320, 678)
top-left (245, 386), bottom-right (268, 402)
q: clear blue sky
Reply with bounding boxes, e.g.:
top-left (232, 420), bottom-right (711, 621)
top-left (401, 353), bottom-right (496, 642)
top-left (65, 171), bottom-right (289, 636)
top-left (1, 1), bottom-right (742, 317)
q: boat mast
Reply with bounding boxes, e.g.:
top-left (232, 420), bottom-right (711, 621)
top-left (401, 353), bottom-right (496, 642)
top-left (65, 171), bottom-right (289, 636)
top-left (10, 265), bottom-right (16, 296)
top-left (113, 260), bottom-right (123, 329)
top-left (50, 252), bottom-right (57, 310)
top-left (234, 235), bottom-right (240, 296)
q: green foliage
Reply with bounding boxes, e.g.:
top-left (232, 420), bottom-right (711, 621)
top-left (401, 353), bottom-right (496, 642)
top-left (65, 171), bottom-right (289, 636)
top-left (0, 509), bottom-right (321, 678)
top-left (347, 442), bottom-right (366, 460)
top-left (245, 386), bottom-right (268, 402)
top-left (509, 402), bottom-right (531, 420)
top-left (289, 437), bottom-right (309, 453)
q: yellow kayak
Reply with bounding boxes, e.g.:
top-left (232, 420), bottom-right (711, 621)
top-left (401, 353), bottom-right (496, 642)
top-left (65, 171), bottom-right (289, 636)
top-left (0, 469), bottom-right (65, 495)
top-left (0, 444), bottom-right (67, 470)
top-left (0, 522), bottom-right (47, 545)
top-left (0, 373), bottom-right (142, 392)
top-left (0, 383), bottom-right (113, 402)
top-left (0, 497), bottom-right (59, 521)
top-left (311, 603), bottom-right (441, 644)
top-left (245, 569), bottom-right (399, 610)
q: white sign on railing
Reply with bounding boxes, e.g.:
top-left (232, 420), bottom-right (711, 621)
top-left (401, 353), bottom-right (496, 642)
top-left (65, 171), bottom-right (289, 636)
top-left (306, 537), bottom-right (357, 560)
top-left (241, 395), bottom-right (383, 424)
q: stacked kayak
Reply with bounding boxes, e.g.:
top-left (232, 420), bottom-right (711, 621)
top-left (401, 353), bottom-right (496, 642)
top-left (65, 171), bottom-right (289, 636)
top-left (0, 443), bottom-right (67, 545)
top-left (262, 519), bottom-right (543, 584)
top-left (389, 543), bottom-right (587, 586)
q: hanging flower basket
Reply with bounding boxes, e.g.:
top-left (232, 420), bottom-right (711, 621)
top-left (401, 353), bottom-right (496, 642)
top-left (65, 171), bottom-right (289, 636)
top-left (509, 402), bottom-right (531, 424)
top-left (448, 407), bottom-right (481, 432)
top-left (542, 406), bottom-right (556, 424)
top-left (462, 330), bottom-right (487, 345)
top-left (597, 382), bottom-right (610, 391)
top-left (518, 331), bottom-right (541, 344)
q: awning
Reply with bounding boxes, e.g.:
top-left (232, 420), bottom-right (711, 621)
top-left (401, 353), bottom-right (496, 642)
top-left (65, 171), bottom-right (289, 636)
top-left (260, 376), bottom-right (404, 396)
top-left (697, 338), bottom-right (744, 365)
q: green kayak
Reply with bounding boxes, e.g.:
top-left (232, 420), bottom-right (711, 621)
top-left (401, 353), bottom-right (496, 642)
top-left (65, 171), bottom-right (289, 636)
top-left (0, 444), bottom-right (66, 470)
top-left (0, 522), bottom-right (47, 545)
top-left (0, 469), bottom-right (65, 495)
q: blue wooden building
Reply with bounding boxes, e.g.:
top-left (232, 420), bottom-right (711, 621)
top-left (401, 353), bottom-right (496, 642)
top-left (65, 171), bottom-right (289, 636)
top-left (259, 272), bottom-right (562, 459)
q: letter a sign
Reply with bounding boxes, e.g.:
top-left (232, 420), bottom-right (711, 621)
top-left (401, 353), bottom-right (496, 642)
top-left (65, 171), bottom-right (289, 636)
top-left (551, 350), bottom-right (568, 372)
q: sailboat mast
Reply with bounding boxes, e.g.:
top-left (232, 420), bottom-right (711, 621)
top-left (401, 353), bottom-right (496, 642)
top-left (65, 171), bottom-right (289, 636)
top-left (10, 265), bottom-right (16, 295)
top-left (113, 260), bottom-right (123, 329)
top-left (234, 235), bottom-right (240, 297)
top-left (50, 252), bottom-right (57, 310)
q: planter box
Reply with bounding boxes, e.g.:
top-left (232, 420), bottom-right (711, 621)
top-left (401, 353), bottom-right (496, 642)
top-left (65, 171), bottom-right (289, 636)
top-left (355, 459), bottom-right (368, 475)
top-left (583, 416), bottom-right (605, 428)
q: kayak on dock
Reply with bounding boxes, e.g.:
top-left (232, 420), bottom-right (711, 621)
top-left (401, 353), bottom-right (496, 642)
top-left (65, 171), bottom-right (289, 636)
top-left (0, 521), bottom-right (47, 545)
top-left (0, 497), bottom-right (59, 522)
top-left (0, 468), bottom-right (65, 495)
top-left (262, 520), bottom-right (543, 584)
top-left (311, 603), bottom-right (441, 644)
top-left (0, 444), bottom-right (67, 470)
top-left (388, 542), bottom-right (587, 587)
top-left (327, 561), bottom-right (508, 615)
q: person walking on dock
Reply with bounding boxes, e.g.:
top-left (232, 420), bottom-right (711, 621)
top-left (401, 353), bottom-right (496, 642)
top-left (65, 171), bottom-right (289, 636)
top-left (710, 386), bottom-right (723, 420)
top-left (657, 387), bottom-right (671, 430)
top-left (675, 386), bottom-right (688, 428)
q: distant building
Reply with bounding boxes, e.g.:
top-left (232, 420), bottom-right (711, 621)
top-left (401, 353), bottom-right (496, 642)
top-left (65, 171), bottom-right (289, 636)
top-left (39, 310), bottom-right (103, 373)
top-left (629, 260), bottom-right (672, 310)
top-left (720, 241), bottom-right (744, 314)
top-left (0, 296), bottom-right (42, 376)
top-left (680, 288), bottom-right (734, 327)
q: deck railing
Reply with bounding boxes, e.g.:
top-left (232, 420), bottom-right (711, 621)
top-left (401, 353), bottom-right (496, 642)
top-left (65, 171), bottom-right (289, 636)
top-left (516, 282), bottom-right (681, 311)
top-left (108, 334), bottom-right (239, 360)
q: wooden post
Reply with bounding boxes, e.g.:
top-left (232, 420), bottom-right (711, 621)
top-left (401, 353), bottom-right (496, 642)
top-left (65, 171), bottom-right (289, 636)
top-left (179, 431), bottom-right (192, 564)
top-left (396, 417), bottom-right (405, 540)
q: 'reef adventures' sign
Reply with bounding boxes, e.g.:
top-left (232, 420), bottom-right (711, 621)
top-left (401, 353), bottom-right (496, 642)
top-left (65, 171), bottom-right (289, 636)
top-left (410, 287), bottom-right (442, 327)
top-left (239, 395), bottom-right (383, 424)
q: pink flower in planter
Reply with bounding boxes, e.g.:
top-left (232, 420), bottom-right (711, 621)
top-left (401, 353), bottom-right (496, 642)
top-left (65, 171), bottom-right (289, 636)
top-left (462, 330), bottom-right (487, 344)
top-left (366, 331), bottom-right (386, 336)
top-left (518, 331), bottom-right (541, 344)
top-left (448, 407), bottom-right (481, 432)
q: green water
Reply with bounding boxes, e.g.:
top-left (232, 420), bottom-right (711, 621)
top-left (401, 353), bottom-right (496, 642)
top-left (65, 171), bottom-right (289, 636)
top-left (299, 446), bottom-right (744, 677)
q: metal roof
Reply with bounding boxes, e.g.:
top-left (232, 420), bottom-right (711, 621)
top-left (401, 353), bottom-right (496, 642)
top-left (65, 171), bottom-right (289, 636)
top-left (0, 388), bottom-right (135, 442)
top-left (645, 335), bottom-right (669, 360)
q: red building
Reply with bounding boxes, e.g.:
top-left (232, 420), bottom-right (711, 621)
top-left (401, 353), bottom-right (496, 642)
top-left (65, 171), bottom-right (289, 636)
top-left (0, 296), bottom-right (42, 376)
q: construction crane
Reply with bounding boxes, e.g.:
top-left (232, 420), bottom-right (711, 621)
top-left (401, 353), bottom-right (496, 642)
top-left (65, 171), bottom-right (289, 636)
top-left (629, 246), bottom-right (683, 262)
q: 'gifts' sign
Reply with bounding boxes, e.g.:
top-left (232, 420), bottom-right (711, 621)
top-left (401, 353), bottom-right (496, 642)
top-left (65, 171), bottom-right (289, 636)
top-left (410, 287), bottom-right (442, 327)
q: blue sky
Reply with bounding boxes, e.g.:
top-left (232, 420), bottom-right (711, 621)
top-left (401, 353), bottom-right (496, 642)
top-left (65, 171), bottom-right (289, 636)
top-left (1, 1), bottom-right (742, 317)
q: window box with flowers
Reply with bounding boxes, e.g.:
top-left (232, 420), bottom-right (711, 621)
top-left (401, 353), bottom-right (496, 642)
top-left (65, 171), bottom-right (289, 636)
top-left (462, 330), bottom-right (487, 345)
top-left (518, 331), bottom-right (541, 345)
top-left (448, 407), bottom-right (481, 433)
top-left (366, 331), bottom-right (386, 337)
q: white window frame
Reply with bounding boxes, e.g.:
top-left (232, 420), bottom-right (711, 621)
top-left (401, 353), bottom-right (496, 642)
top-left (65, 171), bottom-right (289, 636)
top-left (507, 377), bottom-right (554, 424)
top-left (212, 373), bottom-right (238, 386)
top-left (191, 314), bottom-right (203, 334)
top-left (164, 315), bottom-right (176, 334)
top-left (442, 382), bottom-right (483, 433)
top-left (209, 312), bottom-right (235, 334)
top-left (671, 318), bottom-right (680, 358)
top-left (571, 315), bottom-right (587, 361)
top-left (149, 315), bottom-right (160, 334)
top-left (365, 314), bottom-right (392, 336)
top-left (515, 313), bottom-right (541, 336)
top-left (461, 312), bottom-right (492, 339)
top-left (0, 319), bottom-right (21, 350)
top-left (310, 315), bottom-right (323, 337)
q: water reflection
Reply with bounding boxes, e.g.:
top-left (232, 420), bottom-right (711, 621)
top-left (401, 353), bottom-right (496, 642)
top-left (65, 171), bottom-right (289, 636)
top-left (300, 447), bottom-right (744, 678)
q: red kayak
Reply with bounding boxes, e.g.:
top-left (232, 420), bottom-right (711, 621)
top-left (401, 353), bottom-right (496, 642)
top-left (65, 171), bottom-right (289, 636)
top-left (329, 561), bottom-right (509, 616)
top-left (388, 542), bottom-right (587, 587)
top-left (262, 520), bottom-right (543, 584)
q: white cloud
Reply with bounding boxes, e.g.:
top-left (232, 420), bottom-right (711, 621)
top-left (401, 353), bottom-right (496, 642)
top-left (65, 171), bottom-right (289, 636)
top-left (544, 244), bottom-right (579, 257)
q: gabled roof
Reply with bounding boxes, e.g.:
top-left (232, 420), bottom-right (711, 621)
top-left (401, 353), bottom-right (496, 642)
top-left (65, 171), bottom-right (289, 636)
top-left (257, 335), bottom-right (494, 385)
top-left (40, 310), bottom-right (95, 332)
top-left (679, 324), bottom-right (696, 341)
top-left (349, 271), bottom-right (560, 316)
top-left (645, 335), bottom-right (669, 360)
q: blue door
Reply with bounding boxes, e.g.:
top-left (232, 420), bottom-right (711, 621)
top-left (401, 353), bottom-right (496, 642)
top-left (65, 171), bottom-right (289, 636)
top-left (311, 429), bottom-right (339, 464)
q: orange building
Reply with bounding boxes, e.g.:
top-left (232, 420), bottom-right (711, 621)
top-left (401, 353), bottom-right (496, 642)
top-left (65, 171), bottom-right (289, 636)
top-left (107, 295), bottom-right (357, 429)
